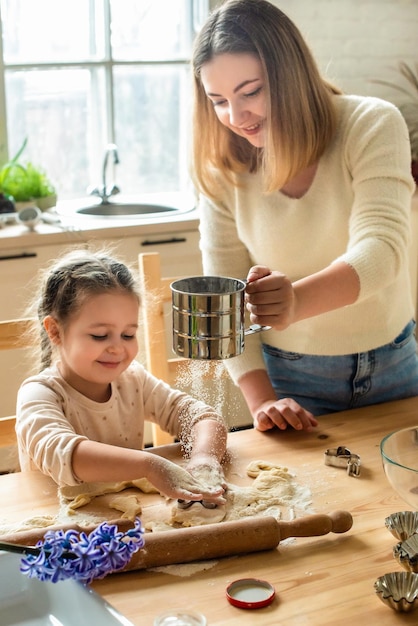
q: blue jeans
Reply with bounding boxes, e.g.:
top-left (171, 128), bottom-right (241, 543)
top-left (262, 320), bottom-right (418, 416)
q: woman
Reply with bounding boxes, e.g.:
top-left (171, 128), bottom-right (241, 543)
top-left (191, 0), bottom-right (418, 432)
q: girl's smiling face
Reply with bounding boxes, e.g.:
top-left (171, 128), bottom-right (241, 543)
top-left (200, 52), bottom-right (267, 148)
top-left (45, 291), bottom-right (139, 401)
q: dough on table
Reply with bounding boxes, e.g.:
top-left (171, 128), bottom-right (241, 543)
top-left (0, 460), bottom-right (311, 536)
top-left (52, 460), bottom-right (311, 532)
top-left (246, 459), bottom-right (289, 478)
top-left (109, 494), bottom-right (143, 521)
top-left (59, 478), bottom-right (159, 511)
top-left (131, 477), bottom-right (160, 494)
top-left (168, 459), bottom-right (311, 528)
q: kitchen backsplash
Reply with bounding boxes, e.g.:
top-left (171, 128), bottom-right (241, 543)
top-left (269, 0), bottom-right (417, 107)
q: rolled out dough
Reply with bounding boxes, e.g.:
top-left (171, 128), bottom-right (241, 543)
top-left (0, 460), bottom-right (311, 536)
top-left (109, 494), bottom-right (143, 520)
top-left (168, 460), bottom-right (311, 528)
top-left (59, 477), bottom-right (159, 512)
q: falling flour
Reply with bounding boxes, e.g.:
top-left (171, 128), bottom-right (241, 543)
top-left (175, 360), bottom-right (228, 415)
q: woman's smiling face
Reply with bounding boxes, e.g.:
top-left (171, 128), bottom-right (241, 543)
top-left (200, 52), bottom-right (267, 148)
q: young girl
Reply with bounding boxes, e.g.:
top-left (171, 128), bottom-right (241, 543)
top-left (16, 249), bottom-right (227, 505)
top-left (192, 0), bottom-right (418, 432)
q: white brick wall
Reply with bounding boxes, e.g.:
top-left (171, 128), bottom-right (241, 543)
top-left (269, 0), bottom-right (418, 106)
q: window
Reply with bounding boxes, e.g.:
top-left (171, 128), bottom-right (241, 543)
top-left (0, 0), bottom-right (209, 201)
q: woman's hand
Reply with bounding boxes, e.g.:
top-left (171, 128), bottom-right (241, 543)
top-left (252, 398), bottom-right (318, 432)
top-left (245, 265), bottom-right (295, 330)
top-left (146, 454), bottom-right (226, 503)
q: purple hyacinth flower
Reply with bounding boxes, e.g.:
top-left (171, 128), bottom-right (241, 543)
top-left (20, 517), bottom-right (145, 584)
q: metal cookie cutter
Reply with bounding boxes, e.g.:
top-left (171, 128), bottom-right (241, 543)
top-left (324, 446), bottom-right (361, 477)
top-left (177, 499), bottom-right (218, 509)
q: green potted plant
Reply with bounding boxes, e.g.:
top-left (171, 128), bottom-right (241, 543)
top-left (0, 138), bottom-right (57, 211)
top-left (374, 62), bottom-right (418, 185)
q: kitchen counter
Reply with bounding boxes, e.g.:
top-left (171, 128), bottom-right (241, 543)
top-left (0, 203), bottom-right (200, 252)
top-left (1, 189), bottom-right (416, 250)
top-left (2, 396), bottom-right (418, 624)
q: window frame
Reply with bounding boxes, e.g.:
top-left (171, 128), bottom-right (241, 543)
top-left (0, 0), bottom-right (209, 198)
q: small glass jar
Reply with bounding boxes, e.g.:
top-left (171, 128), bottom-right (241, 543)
top-left (153, 610), bottom-right (207, 626)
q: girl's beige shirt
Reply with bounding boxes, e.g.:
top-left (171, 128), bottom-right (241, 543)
top-left (16, 359), bottom-right (222, 486)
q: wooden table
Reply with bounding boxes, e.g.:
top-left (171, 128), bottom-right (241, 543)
top-left (2, 397), bottom-right (418, 624)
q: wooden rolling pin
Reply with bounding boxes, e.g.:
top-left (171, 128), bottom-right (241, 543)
top-left (0, 511), bottom-right (352, 571)
top-left (123, 510), bottom-right (353, 571)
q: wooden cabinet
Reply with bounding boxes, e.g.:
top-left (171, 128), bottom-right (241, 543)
top-left (99, 229), bottom-right (202, 277)
top-left (0, 244), bottom-right (84, 320)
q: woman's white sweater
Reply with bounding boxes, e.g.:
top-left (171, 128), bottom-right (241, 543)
top-left (199, 95), bottom-right (416, 383)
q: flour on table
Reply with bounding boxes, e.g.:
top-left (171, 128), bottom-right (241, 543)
top-left (0, 514), bottom-right (57, 536)
top-left (150, 561), bottom-right (218, 577)
top-left (0, 510), bottom-right (106, 537)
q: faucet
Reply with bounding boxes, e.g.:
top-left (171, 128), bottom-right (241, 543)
top-left (88, 143), bottom-right (120, 204)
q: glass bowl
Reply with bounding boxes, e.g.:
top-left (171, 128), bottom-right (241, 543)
top-left (380, 427), bottom-right (418, 510)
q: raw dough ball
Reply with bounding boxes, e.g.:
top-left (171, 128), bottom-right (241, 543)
top-left (246, 460), bottom-right (288, 478)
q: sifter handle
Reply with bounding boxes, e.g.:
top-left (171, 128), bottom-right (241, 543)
top-left (244, 323), bottom-right (271, 335)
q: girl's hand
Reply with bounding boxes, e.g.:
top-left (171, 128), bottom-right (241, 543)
top-left (146, 454), bottom-right (225, 502)
top-left (185, 455), bottom-right (227, 504)
top-left (253, 398), bottom-right (318, 432)
top-left (245, 265), bottom-right (295, 330)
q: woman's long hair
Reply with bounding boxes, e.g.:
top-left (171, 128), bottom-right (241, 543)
top-left (192, 0), bottom-right (341, 198)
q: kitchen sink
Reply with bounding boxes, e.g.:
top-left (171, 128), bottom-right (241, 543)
top-left (76, 203), bottom-right (177, 217)
top-left (56, 194), bottom-right (195, 220)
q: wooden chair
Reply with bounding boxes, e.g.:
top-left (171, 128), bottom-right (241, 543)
top-left (138, 252), bottom-right (187, 446)
top-left (0, 318), bottom-right (35, 473)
